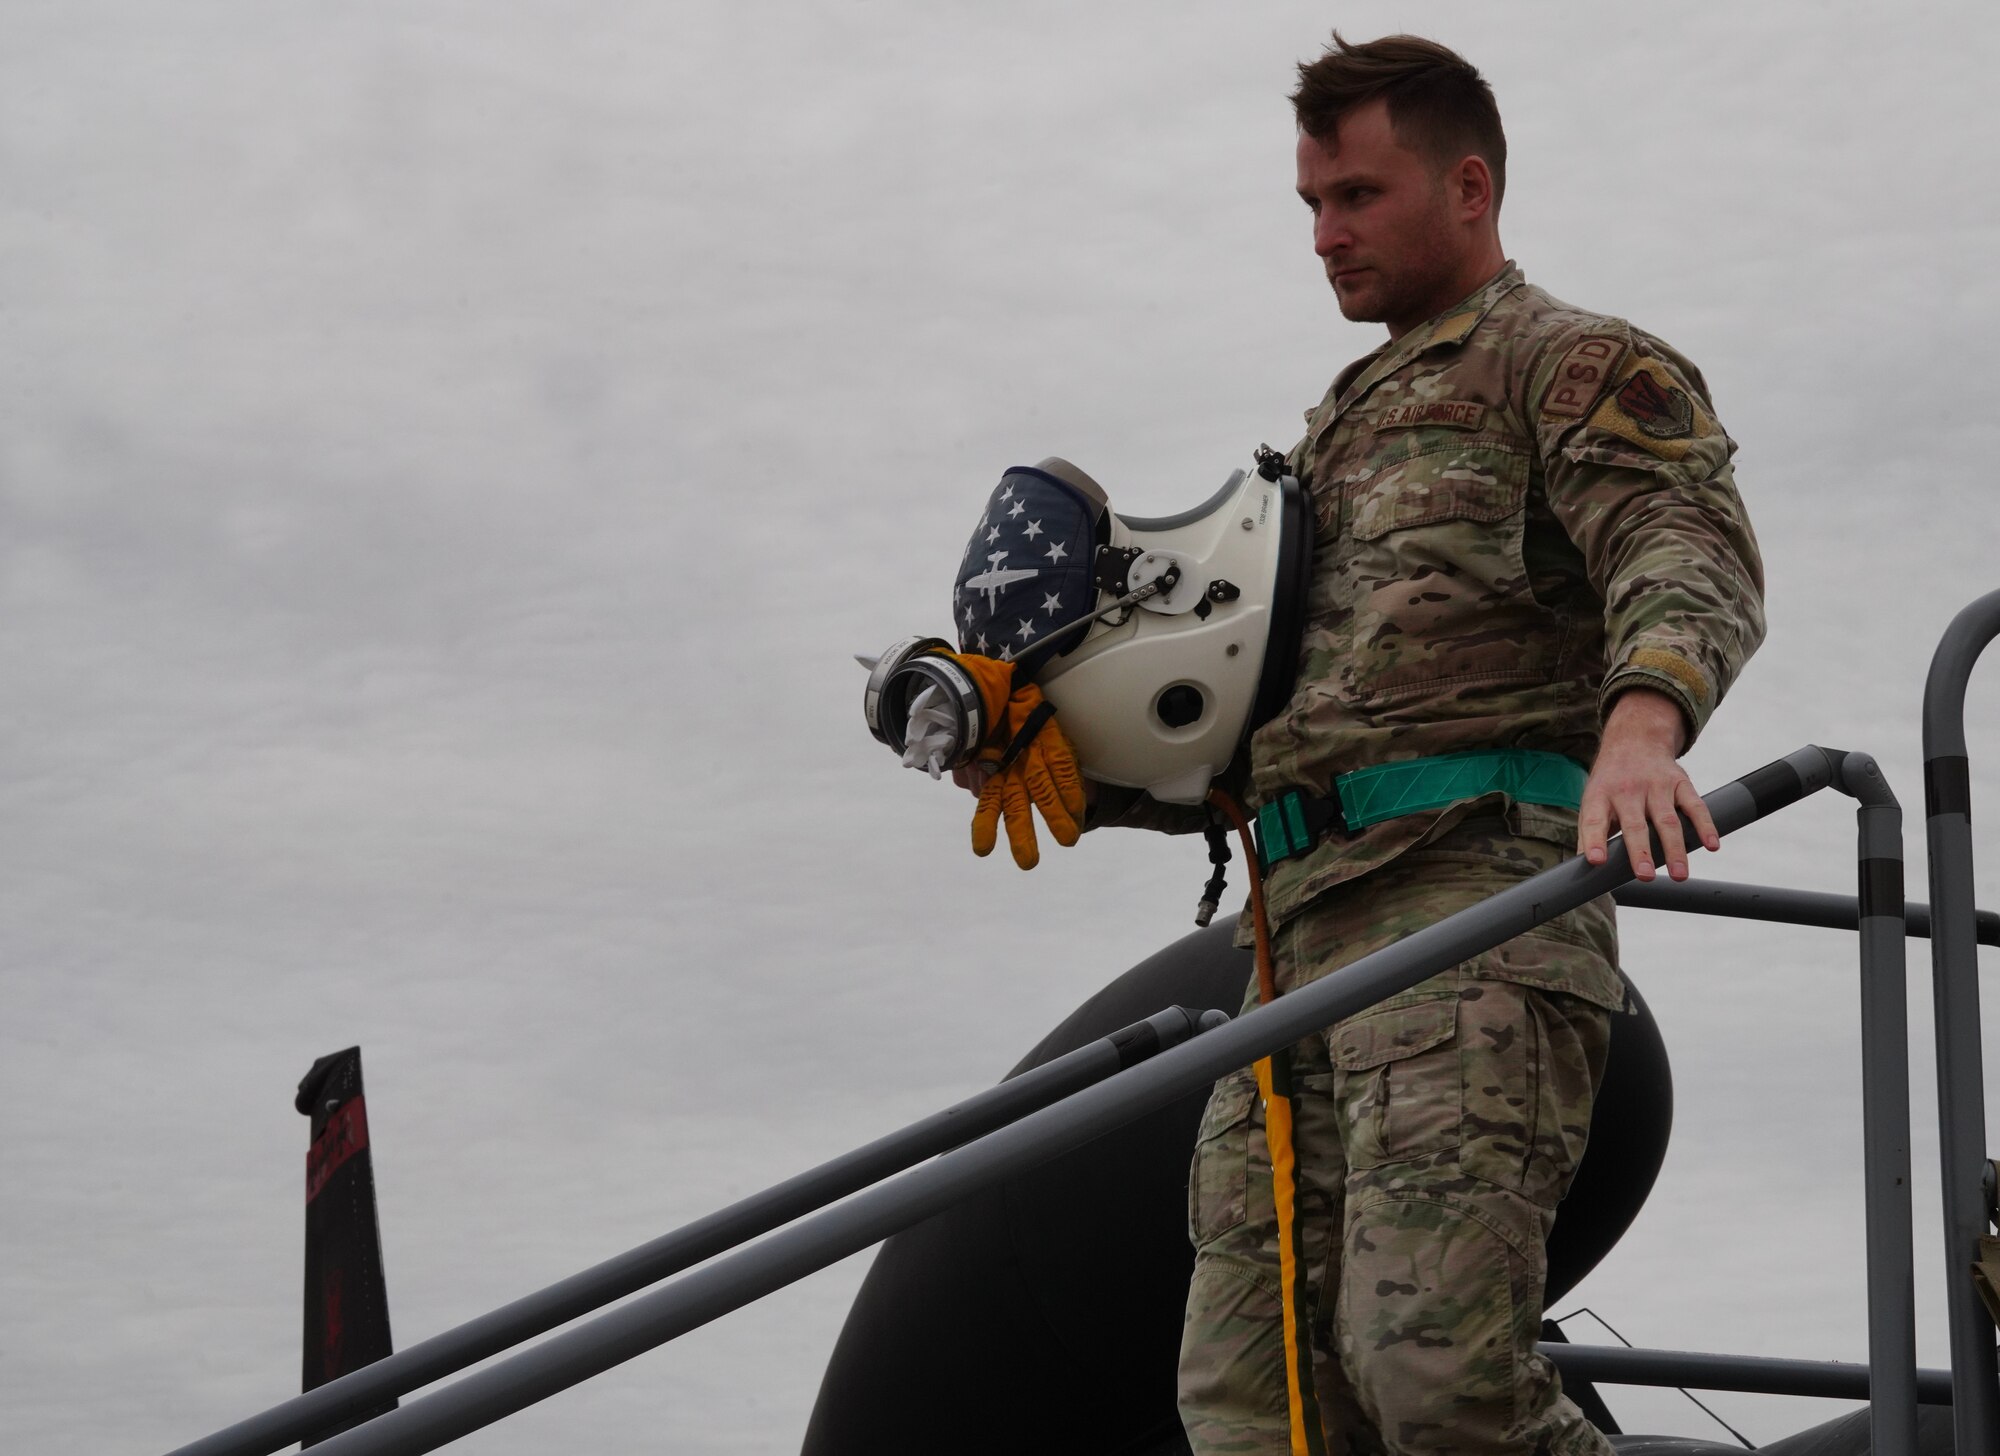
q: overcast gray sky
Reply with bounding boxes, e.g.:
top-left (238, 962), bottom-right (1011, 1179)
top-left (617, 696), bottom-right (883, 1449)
top-left (5, 2), bottom-right (1999, 1452)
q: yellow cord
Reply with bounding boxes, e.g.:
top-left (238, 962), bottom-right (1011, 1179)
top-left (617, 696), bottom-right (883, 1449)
top-left (1207, 790), bottom-right (1326, 1456)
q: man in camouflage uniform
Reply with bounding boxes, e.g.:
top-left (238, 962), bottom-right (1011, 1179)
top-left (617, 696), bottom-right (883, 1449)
top-left (1093, 33), bottom-right (1765, 1456)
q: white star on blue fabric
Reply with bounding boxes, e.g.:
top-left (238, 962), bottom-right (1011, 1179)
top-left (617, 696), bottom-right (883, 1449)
top-left (1007, 500), bottom-right (1025, 519)
top-left (963, 603), bottom-right (975, 627)
top-left (999, 483), bottom-right (1014, 502)
top-left (975, 632), bottom-right (989, 653)
top-left (1017, 618), bottom-right (1037, 640)
top-left (1044, 540), bottom-right (1068, 563)
top-left (986, 525), bottom-right (1001, 545)
top-left (1041, 591), bottom-right (1063, 616)
top-left (999, 644), bottom-right (1014, 662)
top-left (1023, 520), bottom-right (1043, 540)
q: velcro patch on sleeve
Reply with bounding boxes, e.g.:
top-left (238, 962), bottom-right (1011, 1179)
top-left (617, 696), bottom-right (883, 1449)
top-left (1540, 334), bottom-right (1626, 419)
top-left (1626, 648), bottom-right (1711, 706)
top-left (1585, 357), bottom-right (1718, 461)
top-left (1428, 309), bottom-right (1480, 347)
top-left (1372, 401), bottom-right (1487, 431)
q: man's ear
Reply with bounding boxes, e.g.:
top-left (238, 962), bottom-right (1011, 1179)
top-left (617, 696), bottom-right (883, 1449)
top-left (1454, 155), bottom-right (1495, 224)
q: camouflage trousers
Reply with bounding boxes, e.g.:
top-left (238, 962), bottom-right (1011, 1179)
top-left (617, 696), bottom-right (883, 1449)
top-left (1179, 838), bottom-right (1623, 1456)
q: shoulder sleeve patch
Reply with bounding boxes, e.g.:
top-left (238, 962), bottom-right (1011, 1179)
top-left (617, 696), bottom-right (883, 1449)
top-left (1585, 356), bottom-right (1719, 462)
top-left (1541, 334), bottom-right (1627, 419)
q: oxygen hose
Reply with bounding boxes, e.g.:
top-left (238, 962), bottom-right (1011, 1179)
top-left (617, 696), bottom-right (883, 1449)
top-left (1206, 789), bottom-right (1328, 1456)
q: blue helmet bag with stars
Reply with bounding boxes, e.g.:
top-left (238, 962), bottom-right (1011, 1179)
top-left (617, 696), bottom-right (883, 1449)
top-left (953, 460), bottom-right (1107, 674)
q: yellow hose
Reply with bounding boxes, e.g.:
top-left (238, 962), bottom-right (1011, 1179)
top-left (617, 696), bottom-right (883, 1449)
top-left (1208, 790), bottom-right (1326, 1456)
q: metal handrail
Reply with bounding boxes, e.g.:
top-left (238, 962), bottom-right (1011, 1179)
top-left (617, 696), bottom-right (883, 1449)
top-left (167, 1006), bottom-right (1225, 1456)
top-left (257, 748), bottom-right (1847, 1456)
top-left (171, 880), bottom-right (1985, 1456)
top-left (1838, 749), bottom-right (1918, 1455)
top-left (1614, 876), bottom-right (2000, 947)
top-left (1541, 1343), bottom-right (1953, 1405)
top-left (1921, 587), bottom-right (2000, 1456)
top-left (160, 689), bottom-right (2000, 1454)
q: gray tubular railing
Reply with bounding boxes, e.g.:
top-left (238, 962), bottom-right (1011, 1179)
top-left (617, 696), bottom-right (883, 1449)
top-left (1922, 587), bottom-right (2000, 1456)
top-left (1836, 749), bottom-right (1918, 1456)
top-left (1616, 753), bottom-right (1934, 1456)
top-left (1541, 1343), bottom-right (1952, 1405)
top-left (1614, 876), bottom-right (2000, 947)
top-left (166, 1005), bottom-right (1224, 1456)
top-left (272, 747), bottom-right (1837, 1456)
top-left (169, 728), bottom-right (1994, 1456)
top-left (1651, 749), bottom-right (1917, 1455)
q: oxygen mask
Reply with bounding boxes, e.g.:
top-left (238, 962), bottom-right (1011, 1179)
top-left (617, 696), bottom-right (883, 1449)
top-left (857, 636), bottom-right (990, 779)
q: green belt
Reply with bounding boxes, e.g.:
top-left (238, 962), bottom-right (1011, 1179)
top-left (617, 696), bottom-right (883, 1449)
top-left (1255, 748), bottom-right (1588, 870)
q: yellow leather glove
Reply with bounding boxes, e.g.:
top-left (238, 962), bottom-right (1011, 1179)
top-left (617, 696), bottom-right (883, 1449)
top-left (943, 652), bottom-right (1087, 870)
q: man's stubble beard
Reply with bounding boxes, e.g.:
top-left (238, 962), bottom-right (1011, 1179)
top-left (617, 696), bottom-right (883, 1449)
top-left (1330, 249), bottom-right (1456, 328)
top-left (1329, 191), bottom-right (1462, 329)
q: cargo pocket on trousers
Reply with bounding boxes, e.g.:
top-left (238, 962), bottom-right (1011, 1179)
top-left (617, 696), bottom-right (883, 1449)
top-left (1188, 1072), bottom-right (1258, 1247)
top-left (1329, 996), bottom-right (1462, 1170)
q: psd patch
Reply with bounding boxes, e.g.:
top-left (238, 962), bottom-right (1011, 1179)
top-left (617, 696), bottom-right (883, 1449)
top-left (1372, 400), bottom-right (1487, 432)
top-left (1541, 334), bottom-right (1625, 419)
top-left (1585, 357), bottom-right (1718, 462)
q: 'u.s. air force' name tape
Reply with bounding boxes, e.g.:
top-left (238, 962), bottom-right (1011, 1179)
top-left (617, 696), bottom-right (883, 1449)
top-left (1372, 400), bottom-right (1486, 430)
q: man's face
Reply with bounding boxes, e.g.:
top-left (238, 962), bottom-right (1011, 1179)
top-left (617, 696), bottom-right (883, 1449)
top-left (1295, 98), bottom-right (1464, 335)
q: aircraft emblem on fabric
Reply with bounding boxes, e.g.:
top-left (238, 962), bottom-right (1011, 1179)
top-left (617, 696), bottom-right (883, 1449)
top-left (954, 467), bottom-right (1099, 672)
top-left (964, 552), bottom-right (1039, 612)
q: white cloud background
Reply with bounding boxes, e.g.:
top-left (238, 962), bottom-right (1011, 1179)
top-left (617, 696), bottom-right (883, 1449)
top-left (4, 1), bottom-right (1998, 1451)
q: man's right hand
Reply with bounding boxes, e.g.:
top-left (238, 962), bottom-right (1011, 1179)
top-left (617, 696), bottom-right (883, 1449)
top-left (1578, 686), bottom-right (1715, 881)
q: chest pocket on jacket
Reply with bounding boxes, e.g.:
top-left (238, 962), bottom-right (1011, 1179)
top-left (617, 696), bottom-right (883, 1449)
top-left (1348, 446), bottom-right (1525, 539)
top-left (1318, 443), bottom-right (1551, 707)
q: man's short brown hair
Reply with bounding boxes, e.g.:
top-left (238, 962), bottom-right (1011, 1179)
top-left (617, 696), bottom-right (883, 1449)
top-left (1291, 32), bottom-right (1507, 210)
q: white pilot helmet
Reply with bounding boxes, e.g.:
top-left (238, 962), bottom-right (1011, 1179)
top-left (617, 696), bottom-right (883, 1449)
top-left (863, 450), bottom-right (1313, 806)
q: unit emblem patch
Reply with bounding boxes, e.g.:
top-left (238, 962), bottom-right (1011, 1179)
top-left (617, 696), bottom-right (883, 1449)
top-left (1615, 371), bottom-right (1695, 440)
top-left (1583, 357), bottom-right (1719, 462)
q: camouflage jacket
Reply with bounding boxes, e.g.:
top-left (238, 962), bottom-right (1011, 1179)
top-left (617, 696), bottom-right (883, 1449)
top-left (1095, 262), bottom-right (1766, 930)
